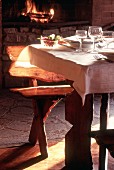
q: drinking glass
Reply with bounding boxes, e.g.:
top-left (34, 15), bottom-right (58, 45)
top-left (75, 30), bottom-right (87, 52)
top-left (88, 26), bottom-right (103, 53)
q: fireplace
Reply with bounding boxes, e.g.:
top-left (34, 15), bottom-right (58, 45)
top-left (2, 0), bottom-right (92, 24)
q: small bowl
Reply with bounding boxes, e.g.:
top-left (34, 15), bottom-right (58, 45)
top-left (41, 37), bottom-right (58, 47)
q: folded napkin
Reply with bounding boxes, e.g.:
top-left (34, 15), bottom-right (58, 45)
top-left (98, 49), bottom-right (114, 62)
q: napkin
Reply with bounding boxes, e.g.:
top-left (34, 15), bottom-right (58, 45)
top-left (98, 49), bottom-right (114, 62)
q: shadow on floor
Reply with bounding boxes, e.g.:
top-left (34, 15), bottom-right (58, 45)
top-left (0, 140), bottom-right (65, 170)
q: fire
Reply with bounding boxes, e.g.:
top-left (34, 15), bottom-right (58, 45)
top-left (50, 8), bottom-right (54, 19)
top-left (31, 2), bottom-right (37, 13)
top-left (21, 0), bottom-right (54, 23)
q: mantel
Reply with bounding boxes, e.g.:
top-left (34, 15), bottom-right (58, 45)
top-left (3, 21), bottom-right (90, 28)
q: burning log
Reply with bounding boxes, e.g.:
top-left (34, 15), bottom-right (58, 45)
top-left (28, 12), bottom-right (52, 19)
top-left (27, 12), bottom-right (53, 23)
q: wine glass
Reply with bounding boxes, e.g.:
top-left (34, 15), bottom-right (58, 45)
top-left (88, 26), bottom-right (103, 53)
top-left (75, 30), bottom-right (87, 52)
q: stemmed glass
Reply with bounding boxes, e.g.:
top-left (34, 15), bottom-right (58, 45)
top-left (75, 30), bottom-right (87, 52)
top-left (88, 26), bottom-right (103, 53)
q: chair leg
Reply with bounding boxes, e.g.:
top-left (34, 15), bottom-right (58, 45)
top-left (99, 94), bottom-right (109, 170)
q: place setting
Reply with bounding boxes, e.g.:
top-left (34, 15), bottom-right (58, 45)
top-left (36, 27), bottom-right (114, 63)
top-left (70, 26), bottom-right (114, 63)
top-left (59, 26), bottom-right (101, 54)
top-left (95, 29), bottom-right (114, 63)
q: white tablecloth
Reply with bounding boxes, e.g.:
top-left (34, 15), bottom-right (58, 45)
top-left (16, 43), bottom-right (114, 104)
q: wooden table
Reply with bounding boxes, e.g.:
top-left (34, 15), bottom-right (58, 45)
top-left (8, 43), bottom-right (114, 170)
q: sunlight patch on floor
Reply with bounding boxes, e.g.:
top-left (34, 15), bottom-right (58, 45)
top-left (24, 139), bottom-right (65, 170)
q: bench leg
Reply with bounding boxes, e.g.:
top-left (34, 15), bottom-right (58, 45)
top-left (29, 98), bottom-right (62, 157)
top-left (29, 99), bottom-right (48, 157)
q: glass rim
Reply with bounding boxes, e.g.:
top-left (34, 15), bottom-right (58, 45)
top-left (88, 26), bottom-right (102, 28)
top-left (76, 30), bottom-right (87, 32)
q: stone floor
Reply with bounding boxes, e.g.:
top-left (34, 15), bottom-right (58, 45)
top-left (0, 89), bottom-right (114, 169)
top-left (0, 89), bottom-right (71, 147)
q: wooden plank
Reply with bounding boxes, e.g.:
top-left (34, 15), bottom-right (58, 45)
top-left (10, 85), bottom-right (74, 97)
top-left (9, 62), bottom-right (66, 82)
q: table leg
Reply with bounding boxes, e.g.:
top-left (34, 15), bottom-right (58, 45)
top-left (65, 90), bottom-right (93, 170)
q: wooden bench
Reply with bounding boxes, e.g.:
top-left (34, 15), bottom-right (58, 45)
top-left (7, 46), bottom-right (74, 158)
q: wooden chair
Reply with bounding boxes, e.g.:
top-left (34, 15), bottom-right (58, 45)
top-left (90, 94), bottom-right (114, 170)
top-left (7, 46), bottom-right (74, 158)
top-left (91, 129), bottom-right (114, 158)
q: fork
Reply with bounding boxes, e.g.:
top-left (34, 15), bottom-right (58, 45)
top-left (93, 54), bottom-right (114, 63)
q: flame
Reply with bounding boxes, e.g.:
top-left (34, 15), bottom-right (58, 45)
top-left (21, 0), bottom-right (54, 23)
top-left (26, 0), bottom-right (33, 13)
top-left (50, 8), bottom-right (54, 19)
top-left (30, 2), bottom-right (38, 14)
